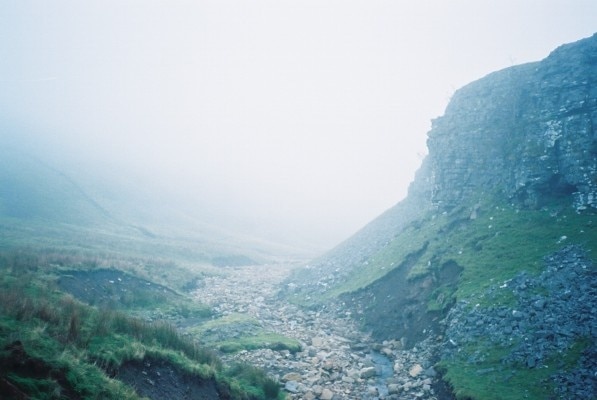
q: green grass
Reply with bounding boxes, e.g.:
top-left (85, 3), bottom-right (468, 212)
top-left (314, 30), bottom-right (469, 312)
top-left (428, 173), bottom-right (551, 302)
top-left (444, 201), bottom-right (595, 302)
top-left (320, 197), bottom-right (595, 307)
top-left (225, 364), bottom-right (284, 400)
top-left (305, 209), bottom-right (459, 302)
top-left (0, 314), bottom-right (141, 400)
top-left (194, 313), bottom-right (261, 331)
top-left (217, 333), bottom-right (302, 354)
top-left (188, 313), bottom-right (301, 354)
top-left (299, 195), bottom-right (596, 399)
top-left (439, 338), bottom-right (592, 400)
top-left (0, 253), bottom-right (282, 400)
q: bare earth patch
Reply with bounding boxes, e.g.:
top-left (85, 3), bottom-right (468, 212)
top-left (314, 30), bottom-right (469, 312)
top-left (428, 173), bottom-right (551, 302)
top-left (116, 356), bottom-right (223, 400)
top-left (57, 268), bottom-right (177, 307)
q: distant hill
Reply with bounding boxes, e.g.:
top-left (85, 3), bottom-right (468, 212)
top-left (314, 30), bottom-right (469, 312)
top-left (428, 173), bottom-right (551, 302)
top-left (0, 147), bottom-right (114, 225)
top-left (0, 146), bottom-right (308, 264)
top-left (284, 34), bottom-right (597, 399)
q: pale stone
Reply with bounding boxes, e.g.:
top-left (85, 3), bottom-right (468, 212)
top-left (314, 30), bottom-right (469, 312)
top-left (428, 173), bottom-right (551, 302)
top-left (282, 372), bottom-right (302, 382)
top-left (284, 381), bottom-right (299, 393)
top-left (367, 386), bottom-right (378, 396)
top-left (304, 392), bottom-right (316, 400)
top-left (409, 364), bottom-right (423, 377)
top-left (312, 385), bottom-right (323, 395)
top-left (320, 388), bottom-right (334, 400)
top-left (388, 384), bottom-right (402, 394)
top-left (346, 368), bottom-right (360, 379)
top-left (359, 366), bottom-right (376, 379)
top-left (381, 347), bottom-right (393, 356)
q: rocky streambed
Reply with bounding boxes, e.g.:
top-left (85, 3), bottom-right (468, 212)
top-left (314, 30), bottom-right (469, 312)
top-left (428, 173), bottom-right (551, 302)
top-left (192, 264), bottom-right (443, 399)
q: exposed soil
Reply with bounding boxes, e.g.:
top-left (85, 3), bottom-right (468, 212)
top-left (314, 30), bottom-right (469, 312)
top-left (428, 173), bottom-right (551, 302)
top-left (0, 340), bottom-right (224, 400)
top-left (340, 256), bottom-right (461, 399)
top-left (57, 268), bottom-right (178, 307)
top-left (341, 249), bottom-right (462, 349)
top-left (0, 341), bottom-right (81, 400)
top-left (116, 356), bottom-right (224, 400)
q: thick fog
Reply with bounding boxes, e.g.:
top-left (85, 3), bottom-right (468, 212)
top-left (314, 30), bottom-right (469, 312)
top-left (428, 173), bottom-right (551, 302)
top-left (1, 1), bottom-right (595, 250)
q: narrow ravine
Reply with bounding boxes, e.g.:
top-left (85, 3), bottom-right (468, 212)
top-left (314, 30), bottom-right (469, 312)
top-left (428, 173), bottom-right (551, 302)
top-left (192, 264), bottom-right (441, 399)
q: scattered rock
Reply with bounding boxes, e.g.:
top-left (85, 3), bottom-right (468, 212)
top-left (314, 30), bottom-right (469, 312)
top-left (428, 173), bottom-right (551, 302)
top-left (360, 367), bottom-right (376, 379)
top-left (320, 388), bottom-right (334, 400)
top-left (442, 246), bottom-right (596, 399)
top-left (192, 264), bottom-right (441, 399)
top-left (282, 372), bottom-right (302, 382)
top-left (285, 381), bottom-right (300, 393)
top-left (409, 364), bottom-right (423, 377)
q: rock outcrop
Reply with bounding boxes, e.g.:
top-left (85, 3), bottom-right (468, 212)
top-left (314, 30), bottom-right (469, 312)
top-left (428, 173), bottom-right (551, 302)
top-left (284, 33), bottom-right (597, 399)
top-left (428, 33), bottom-right (597, 211)
top-left (286, 34), bottom-right (597, 309)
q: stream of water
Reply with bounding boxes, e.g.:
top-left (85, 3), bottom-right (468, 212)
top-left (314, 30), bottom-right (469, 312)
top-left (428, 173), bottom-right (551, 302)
top-left (369, 351), bottom-right (393, 397)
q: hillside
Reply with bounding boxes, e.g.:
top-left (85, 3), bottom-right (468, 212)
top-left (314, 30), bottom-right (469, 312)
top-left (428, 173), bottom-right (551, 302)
top-left (0, 150), bottom-right (300, 400)
top-left (0, 146), bottom-right (309, 266)
top-left (0, 147), bottom-right (116, 226)
top-left (284, 34), bottom-right (597, 399)
top-left (0, 147), bottom-right (311, 399)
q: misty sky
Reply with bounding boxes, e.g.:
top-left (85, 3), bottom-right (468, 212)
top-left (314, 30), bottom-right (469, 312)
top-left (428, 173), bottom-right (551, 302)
top-left (1, 1), bottom-right (596, 250)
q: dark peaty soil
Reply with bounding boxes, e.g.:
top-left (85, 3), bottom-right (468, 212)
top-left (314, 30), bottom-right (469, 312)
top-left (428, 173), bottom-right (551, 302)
top-left (0, 341), bottom-right (81, 400)
top-left (116, 356), bottom-right (224, 400)
top-left (340, 250), bottom-right (461, 400)
top-left (57, 268), bottom-right (177, 307)
top-left (341, 246), bottom-right (462, 348)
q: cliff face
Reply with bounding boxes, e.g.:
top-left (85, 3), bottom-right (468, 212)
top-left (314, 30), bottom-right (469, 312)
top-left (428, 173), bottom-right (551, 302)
top-left (285, 34), bottom-right (597, 400)
top-left (287, 34), bottom-right (597, 307)
top-left (427, 33), bottom-right (597, 210)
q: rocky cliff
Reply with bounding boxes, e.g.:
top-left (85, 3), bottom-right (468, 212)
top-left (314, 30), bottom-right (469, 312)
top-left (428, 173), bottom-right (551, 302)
top-left (428, 34), bottom-right (597, 211)
top-left (285, 34), bottom-right (597, 399)
top-left (288, 33), bottom-right (596, 303)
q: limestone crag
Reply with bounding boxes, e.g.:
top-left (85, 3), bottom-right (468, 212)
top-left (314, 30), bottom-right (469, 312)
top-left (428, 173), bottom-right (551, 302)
top-left (283, 34), bottom-right (597, 316)
top-left (428, 33), bottom-right (597, 211)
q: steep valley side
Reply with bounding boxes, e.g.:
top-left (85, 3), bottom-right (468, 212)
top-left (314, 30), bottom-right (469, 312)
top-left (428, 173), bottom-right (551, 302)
top-left (282, 33), bottom-right (597, 399)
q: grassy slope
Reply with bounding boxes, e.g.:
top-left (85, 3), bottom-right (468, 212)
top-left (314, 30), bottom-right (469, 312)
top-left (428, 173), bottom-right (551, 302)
top-left (0, 167), bottom-right (303, 399)
top-left (321, 197), bottom-right (595, 303)
top-left (308, 196), bottom-right (596, 399)
top-left (0, 147), bottom-right (309, 267)
top-left (0, 251), bottom-right (286, 400)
